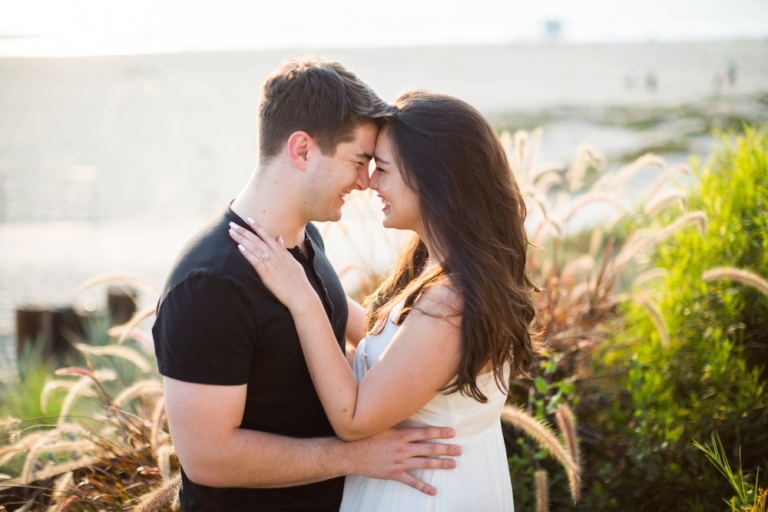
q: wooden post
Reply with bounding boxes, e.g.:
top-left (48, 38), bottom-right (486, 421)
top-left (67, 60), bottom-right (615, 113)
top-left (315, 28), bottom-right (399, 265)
top-left (15, 305), bottom-right (52, 358)
top-left (108, 286), bottom-right (137, 326)
top-left (15, 305), bottom-right (85, 361)
top-left (51, 307), bottom-right (86, 354)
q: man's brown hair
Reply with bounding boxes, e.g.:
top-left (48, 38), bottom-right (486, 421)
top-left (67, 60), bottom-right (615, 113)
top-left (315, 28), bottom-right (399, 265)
top-left (258, 57), bottom-right (393, 165)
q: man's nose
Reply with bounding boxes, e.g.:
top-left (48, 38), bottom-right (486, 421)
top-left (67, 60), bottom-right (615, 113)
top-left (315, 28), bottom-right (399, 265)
top-left (355, 164), bottom-right (371, 190)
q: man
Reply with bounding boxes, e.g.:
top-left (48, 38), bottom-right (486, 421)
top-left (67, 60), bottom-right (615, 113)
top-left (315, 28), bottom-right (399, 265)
top-left (152, 57), bottom-right (461, 512)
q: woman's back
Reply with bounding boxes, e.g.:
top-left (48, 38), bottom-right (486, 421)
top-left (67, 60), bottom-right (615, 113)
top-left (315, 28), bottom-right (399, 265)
top-left (341, 302), bottom-right (515, 512)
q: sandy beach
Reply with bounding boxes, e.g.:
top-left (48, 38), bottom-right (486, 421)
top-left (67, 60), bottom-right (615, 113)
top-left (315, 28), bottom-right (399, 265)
top-left (0, 39), bottom-right (767, 356)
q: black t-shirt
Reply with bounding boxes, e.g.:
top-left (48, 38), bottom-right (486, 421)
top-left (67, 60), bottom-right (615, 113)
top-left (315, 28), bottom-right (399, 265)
top-left (152, 207), bottom-right (348, 512)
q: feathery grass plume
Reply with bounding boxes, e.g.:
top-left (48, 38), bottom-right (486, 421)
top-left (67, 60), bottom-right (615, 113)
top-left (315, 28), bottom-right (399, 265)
top-left (106, 326), bottom-right (155, 353)
top-left (41, 380), bottom-right (88, 414)
top-left (642, 163), bottom-right (690, 203)
top-left (589, 229), bottom-right (604, 258)
top-left (566, 143), bottom-right (604, 192)
top-left (76, 343), bottom-right (152, 372)
top-left (31, 440), bottom-right (95, 463)
top-left (564, 282), bottom-right (591, 308)
top-left (533, 170), bottom-right (565, 196)
top-left (654, 211), bottom-right (707, 242)
top-left (560, 255), bottom-right (594, 288)
top-left (535, 470), bottom-right (549, 512)
top-left (609, 154), bottom-right (666, 190)
top-left (0, 432), bottom-right (44, 466)
top-left (644, 191), bottom-right (687, 217)
top-left (499, 130), bottom-right (513, 155)
top-left (150, 397), bottom-right (167, 451)
top-left (21, 432), bottom-right (58, 484)
top-left (531, 161), bottom-right (566, 179)
top-left (155, 444), bottom-right (175, 483)
top-left (558, 193), bottom-right (630, 226)
top-left (590, 169), bottom-right (615, 193)
top-left (113, 380), bottom-right (163, 408)
top-left (522, 127), bottom-right (544, 175)
top-left (500, 406), bottom-right (579, 476)
top-left (107, 307), bottom-right (156, 345)
top-left (0, 456), bottom-right (97, 491)
top-left (45, 471), bottom-right (73, 512)
top-left (0, 417), bottom-right (21, 432)
top-left (76, 273), bottom-right (161, 295)
top-left (555, 404), bottom-right (581, 502)
top-left (522, 188), bottom-right (549, 219)
top-left (636, 294), bottom-right (671, 347)
top-left (610, 228), bottom-right (660, 276)
top-left (532, 218), bottom-right (563, 246)
top-left (633, 268), bottom-right (668, 288)
top-left (133, 473), bottom-right (182, 512)
top-left (57, 370), bottom-right (117, 427)
top-left (703, 267), bottom-right (768, 298)
top-left (512, 130), bottom-right (528, 176)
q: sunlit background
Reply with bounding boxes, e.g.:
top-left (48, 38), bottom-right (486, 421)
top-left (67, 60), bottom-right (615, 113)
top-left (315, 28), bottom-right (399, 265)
top-left (1, 0), bottom-right (767, 371)
top-left (3, 0), bottom-right (768, 56)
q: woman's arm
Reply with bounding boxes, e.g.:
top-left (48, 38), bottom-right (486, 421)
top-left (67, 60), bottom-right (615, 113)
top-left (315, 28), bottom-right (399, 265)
top-left (346, 296), bottom-right (366, 347)
top-left (229, 222), bottom-right (462, 442)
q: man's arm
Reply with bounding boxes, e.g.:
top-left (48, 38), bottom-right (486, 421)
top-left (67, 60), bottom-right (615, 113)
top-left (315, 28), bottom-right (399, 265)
top-left (164, 377), bottom-right (461, 495)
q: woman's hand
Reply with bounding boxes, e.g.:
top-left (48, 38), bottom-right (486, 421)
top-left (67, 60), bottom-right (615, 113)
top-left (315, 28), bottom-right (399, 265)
top-left (228, 221), bottom-right (318, 313)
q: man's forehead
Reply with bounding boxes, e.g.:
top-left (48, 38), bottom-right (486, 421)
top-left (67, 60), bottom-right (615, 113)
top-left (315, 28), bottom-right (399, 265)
top-left (343, 124), bottom-right (378, 157)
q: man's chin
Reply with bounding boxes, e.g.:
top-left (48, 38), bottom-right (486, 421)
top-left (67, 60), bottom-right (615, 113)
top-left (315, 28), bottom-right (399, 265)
top-left (322, 209), bottom-right (343, 223)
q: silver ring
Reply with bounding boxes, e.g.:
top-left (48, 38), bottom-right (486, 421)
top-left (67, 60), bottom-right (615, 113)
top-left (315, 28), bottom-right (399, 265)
top-left (260, 252), bottom-right (269, 262)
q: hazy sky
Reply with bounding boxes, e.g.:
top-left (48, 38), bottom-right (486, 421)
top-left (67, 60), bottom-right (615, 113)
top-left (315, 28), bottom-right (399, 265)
top-left (1, 0), bottom-right (767, 56)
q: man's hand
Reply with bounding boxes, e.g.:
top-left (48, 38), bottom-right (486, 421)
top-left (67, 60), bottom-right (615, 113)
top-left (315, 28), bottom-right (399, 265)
top-left (345, 427), bottom-right (462, 496)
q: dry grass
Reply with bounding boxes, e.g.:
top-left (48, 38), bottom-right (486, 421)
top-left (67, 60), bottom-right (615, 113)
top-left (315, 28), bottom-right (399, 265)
top-left (535, 469), bottom-right (549, 512)
top-left (501, 406), bottom-right (581, 502)
top-left (703, 267), bottom-right (768, 297)
top-left (502, 128), bottom-right (693, 365)
top-left (0, 291), bottom-right (177, 510)
top-left (2, 126), bottom-right (712, 508)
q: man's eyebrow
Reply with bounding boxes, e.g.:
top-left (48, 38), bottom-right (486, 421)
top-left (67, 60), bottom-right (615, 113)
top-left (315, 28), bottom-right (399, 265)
top-left (356, 152), bottom-right (373, 160)
top-left (373, 155), bottom-right (390, 165)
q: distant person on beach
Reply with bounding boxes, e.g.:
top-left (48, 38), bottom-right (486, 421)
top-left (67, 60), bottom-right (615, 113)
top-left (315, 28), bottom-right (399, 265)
top-left (645, 71), bottom-right (658, 94)
top-left (230, 90), bottom-right (539, 511)
top-left (153, 58), bottom-right (463, 512)
top-left (728, 59), bottom-right (738, 87)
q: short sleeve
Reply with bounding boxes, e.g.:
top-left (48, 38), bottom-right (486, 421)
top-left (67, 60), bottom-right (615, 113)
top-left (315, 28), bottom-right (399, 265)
top-left (152, 274), bottom-right (257, 385)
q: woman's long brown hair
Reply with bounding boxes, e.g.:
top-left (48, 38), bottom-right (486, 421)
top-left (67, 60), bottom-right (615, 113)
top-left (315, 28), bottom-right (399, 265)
top-left (364, 90), bottom-right (540, 402)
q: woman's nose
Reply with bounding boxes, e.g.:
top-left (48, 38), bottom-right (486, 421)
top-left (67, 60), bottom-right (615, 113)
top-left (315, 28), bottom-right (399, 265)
top-left (368, 169), bottom-right (379, 190)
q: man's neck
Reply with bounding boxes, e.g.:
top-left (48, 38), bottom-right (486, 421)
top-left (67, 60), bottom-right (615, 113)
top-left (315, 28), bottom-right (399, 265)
top-left (230, 169), bottom-right (307, 249)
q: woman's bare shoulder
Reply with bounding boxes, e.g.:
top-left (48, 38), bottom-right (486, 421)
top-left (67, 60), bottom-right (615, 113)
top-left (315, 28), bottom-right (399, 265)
top-left (411, 276), bottom-right (463, 321)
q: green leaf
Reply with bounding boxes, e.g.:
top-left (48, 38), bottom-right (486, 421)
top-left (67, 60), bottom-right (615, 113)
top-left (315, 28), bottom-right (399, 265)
top-left (534, 376), bottom-right (549, 395)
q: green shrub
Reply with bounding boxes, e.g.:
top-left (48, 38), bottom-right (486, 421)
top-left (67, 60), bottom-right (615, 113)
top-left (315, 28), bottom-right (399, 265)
top-left (577, 127), bottom-right (768, 510)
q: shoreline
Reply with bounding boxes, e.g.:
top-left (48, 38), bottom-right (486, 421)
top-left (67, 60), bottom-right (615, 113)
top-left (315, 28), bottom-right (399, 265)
top-left (1, 37), bottom-right (766, 60)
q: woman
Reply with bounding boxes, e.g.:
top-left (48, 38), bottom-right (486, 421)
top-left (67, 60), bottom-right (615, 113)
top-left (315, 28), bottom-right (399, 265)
top-left (229, 91), bottom-right (539, 511)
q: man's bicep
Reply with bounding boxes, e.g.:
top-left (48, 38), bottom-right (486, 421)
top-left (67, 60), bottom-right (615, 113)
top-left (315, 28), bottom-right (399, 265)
top-left (163, 377), bottom-right (247, 481)
top-left (153, 276), bottom-right (256, 384)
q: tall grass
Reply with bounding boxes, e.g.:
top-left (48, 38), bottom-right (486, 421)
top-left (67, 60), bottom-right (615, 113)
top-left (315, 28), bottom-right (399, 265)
top-left (0, 277), bottom-right (177, 510)
top-left (2, 127), bottom-right (762, 510)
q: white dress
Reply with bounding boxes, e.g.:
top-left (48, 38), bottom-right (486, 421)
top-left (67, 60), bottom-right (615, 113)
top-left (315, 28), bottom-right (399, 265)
top-left (340, 301), bottom-right (515, 512)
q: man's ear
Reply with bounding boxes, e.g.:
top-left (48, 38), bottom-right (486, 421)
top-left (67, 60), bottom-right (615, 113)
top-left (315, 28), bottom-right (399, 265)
top-left (286, 131), bottom-right (314, 171)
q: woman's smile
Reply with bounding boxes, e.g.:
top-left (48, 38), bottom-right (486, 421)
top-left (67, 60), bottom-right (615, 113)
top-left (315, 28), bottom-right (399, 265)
top-left (378, 194), bottom-right (391, 212)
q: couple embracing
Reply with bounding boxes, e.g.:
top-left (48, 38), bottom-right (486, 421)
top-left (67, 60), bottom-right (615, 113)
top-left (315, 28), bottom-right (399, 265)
top-left (153, 57), bottom-right (539, 512)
